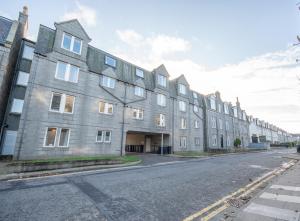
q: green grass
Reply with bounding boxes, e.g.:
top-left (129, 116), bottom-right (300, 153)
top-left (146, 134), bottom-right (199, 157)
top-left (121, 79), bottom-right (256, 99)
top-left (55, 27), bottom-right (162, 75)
top-left (10, 155), bottom-right (140, 165)
top-left (173, 151), bottom-right (209, 157)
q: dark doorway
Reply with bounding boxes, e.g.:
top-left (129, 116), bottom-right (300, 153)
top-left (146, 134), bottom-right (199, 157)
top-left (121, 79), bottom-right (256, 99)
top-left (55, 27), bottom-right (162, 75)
top-left (220, 135), bottom-right (224, 148)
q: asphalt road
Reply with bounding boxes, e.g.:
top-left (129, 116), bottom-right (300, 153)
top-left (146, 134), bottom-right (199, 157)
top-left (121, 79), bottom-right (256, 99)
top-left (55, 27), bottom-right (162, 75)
top-left (0, 149), bottom-right (295, 221)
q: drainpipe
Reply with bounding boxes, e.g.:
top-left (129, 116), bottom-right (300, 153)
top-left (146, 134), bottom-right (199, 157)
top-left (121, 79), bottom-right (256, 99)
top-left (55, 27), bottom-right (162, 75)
top-left (161, 133), bottom-right (164, 155)
top-left (120, 84), bottom-right (127, 156)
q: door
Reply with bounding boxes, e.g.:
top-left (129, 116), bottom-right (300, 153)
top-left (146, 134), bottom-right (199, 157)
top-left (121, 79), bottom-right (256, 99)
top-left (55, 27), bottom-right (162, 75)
top-left (220, 135), bottom-right (224, 148)
top-left (1, 130), bottom-right (17, 155)
top-left (145, 137), bottom-right (151, 153)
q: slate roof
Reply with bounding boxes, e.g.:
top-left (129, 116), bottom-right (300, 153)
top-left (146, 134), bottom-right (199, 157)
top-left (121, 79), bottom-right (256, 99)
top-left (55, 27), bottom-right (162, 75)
top-left (35, 25), bottom-right (55, 55)
top-left (0, 16), bottom-right (12, 44)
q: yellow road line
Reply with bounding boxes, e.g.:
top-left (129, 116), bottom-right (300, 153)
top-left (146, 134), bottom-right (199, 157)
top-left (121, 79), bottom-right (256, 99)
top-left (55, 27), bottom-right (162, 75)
top-left (201, 204), bottom-right (229, 221)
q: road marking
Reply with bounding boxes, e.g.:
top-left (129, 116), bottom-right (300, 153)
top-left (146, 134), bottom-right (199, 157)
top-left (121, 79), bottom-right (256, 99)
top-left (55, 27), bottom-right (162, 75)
top-left (201, 204), bottom-right (229, 221)
top-left (260, 192), bottom-right (300, 204)
top-left (244, 203), bottom-right (300, 221)
top-left (249, 165), bottom-right (270, 170)
top-left (270, 184), bottom-right (300, 192)
top-left (182, 160), bottom-right (297, 221)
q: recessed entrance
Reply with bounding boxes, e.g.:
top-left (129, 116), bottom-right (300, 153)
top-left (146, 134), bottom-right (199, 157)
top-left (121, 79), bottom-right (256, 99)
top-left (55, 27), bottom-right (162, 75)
top-left (125, 131), bottom-right (171, 154)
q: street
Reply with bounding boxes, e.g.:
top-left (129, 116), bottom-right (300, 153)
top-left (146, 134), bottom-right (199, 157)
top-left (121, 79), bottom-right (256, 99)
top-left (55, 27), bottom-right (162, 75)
top-left (0, 149), bottom-right (296, 221)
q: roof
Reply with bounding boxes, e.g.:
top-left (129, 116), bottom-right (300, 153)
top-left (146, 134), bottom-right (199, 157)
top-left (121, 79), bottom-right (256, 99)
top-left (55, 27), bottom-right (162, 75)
top-left (54, 19), bottom-right (91, 41)
top-left (0, 16), bottom-right (13, 44)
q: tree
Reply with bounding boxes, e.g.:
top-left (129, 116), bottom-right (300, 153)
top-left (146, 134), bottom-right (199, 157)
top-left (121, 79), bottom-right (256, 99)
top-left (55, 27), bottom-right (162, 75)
top-left (234, 138), bottom-right (241, 148)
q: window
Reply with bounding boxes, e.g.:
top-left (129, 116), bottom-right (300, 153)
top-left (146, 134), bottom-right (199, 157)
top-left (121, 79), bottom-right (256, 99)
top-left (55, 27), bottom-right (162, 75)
top-left (134, 86), bottom-right (144, 97)
top-left (181, 118), bottom-right (187, 129)
top-left (224, 103), bottom-right (229, 114)
top-left (227, 136), bottom-right (230, 146)
top-left (195, 120), bottom-right (199, 128)
top-left (133, 108), bottom-right (144, 120)
top-left (99, 101), bottom-right (113, 114)
top-left (179, 101), bottom-right (186, 112)
top-left (44, 128), bottom-right (70, 147)
top-left (157, 94), bottom-right (166, 106)
top-left (44, 128), bottom-right (57, 147)
top-left (55, 62), bottom-right (79, 83)
top-left (233, 108), bottom-right (238, 118)
top-left (61, 33), bottom-right (82, 54)
top-left (180, 136), bottom-right (187, 148)
top-left (102, 75), bottom-right (115, 88)
top-left (58, 129), bottom-right (70, 147)
top-left (195, 137), bottom-right (201, 146)
top-left (11, 99), bottom-right (24, 114)
top-left (193, 92), bottom-right (198, 99)
top-left (210, 96), bottom-right (216, 110)
top-left (16, 71), bottom-right (29, 86)
top-left (22, 45), bottom-right (34, 60)
top-left (96, 130), bottom-right (111, 143)
top-left (105, 55), bottom-right (116, 67)
top-left (242, 112), bottom-right (247, 121)
top-left (225, 121), bottom-right (229, 131)
top-left (156, 114), bottom-right (165, 127)
top-left (158, 74), bottom-right (167, 87)
top-left (50, 93), bottom-right (75, 114)
top-left (179, 84), bottom-right (186, 95)
top-left (218, 104), bottom-right (222, 113)
top-left (212, 135), bottom-right (217, 146)
top-left (194, 105), bottom-right (199, 113)
top-left (211, 117), bottom-right (216, 128)
top-left (219, 119), bottom-right (223, 130)
top-left (136, 68), bottom-right (144, 78)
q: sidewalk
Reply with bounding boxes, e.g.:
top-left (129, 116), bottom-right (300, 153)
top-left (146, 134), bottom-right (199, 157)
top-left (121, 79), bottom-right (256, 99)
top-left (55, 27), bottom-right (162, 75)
top-left (218, 154), bottom-right (300, 221)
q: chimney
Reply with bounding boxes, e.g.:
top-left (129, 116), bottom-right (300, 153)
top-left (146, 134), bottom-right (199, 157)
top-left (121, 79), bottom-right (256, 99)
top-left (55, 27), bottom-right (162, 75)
top-left (18, 6), bottom-right (29, 37)
top-left (236, 97), bottom-right (240, 108)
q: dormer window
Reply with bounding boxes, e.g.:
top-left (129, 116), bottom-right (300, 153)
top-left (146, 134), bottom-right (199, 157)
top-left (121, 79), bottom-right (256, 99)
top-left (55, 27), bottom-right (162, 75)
top-left (105, 56), bottom-right (116, 68)
top-left (193, 92), bottom-right (198, 99)
top-left (61, 32), bottom-right (82, 55)
top-left (136, 68), bottom-right (144, 78)
top-left (210, 96), bottom-right (216, 110)
top-left (179, 84), bottom-right (186, 95)
top-left (218, 104), bottom-right (222, 113)
top-left (158, 74), bottom-right (167, 87)
top-left (224, 103), bottom-right (229, 114)
top-left (101, 75), bottom-right (115, 88)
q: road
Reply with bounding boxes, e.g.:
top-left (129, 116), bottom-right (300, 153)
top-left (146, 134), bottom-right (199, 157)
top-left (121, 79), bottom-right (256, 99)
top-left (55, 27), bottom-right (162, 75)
top-left (0, 149), bottom-right (295, 221)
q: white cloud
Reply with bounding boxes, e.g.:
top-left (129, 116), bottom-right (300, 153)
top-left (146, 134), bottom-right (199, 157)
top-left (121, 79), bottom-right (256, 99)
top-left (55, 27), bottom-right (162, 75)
top-left (113, 29), bottom-right (300, 133)
top-left (61, 2), bottom-right (97, 27)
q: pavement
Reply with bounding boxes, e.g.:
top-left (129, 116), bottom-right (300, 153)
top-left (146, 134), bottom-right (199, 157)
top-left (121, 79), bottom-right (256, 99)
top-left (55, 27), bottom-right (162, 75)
top-left (0, 148), bottom-right (297, 221)
top-left (213, 152), bottom-right (300, 221)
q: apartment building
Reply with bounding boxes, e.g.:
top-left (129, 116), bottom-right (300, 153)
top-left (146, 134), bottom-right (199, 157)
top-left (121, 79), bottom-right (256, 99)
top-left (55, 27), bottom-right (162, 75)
top-left (0, 7), bottom-right (28, 132)
top-left (0, 9), bottom-right (294, 159)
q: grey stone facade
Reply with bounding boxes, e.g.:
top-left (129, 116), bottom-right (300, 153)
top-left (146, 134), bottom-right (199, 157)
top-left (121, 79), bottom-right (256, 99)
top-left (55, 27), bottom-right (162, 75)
top-left (0, 13), bottom-right (293, 159)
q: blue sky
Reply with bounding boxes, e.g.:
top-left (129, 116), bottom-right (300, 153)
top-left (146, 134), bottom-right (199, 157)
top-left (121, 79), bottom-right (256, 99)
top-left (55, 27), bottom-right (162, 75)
top-left (1, 0), bottom-right (300, 132)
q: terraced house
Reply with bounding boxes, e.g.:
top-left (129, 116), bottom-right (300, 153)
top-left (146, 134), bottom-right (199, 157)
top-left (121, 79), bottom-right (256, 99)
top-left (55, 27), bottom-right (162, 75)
top-left (0, 8), bottom-right (293, 160)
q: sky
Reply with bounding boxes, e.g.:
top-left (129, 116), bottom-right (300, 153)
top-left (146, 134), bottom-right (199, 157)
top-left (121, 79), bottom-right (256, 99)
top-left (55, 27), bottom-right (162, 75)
top-left (1, 0), bottom-right (300, 133)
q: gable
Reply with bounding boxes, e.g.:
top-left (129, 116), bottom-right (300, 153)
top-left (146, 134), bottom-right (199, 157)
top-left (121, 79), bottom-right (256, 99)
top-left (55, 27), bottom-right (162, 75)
top-left (176, 74), bottom-right (189, 86)
top-left (153, 64), bottom-right (169, 77)
top-left (54, 19), bottom-right (91, 42)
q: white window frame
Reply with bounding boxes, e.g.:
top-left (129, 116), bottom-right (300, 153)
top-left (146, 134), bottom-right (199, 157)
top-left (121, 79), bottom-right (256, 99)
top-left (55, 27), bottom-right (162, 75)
top-left (136, 68), bottom-right (144, 78)
top-left (134, 86), bottom-right (144, 97)
top-left (225, 121), bottom-right (229, 131)
top-left (179, 101), bottom-right (186, 112)
top-left (211, 117), bottom-right (217, 128)
top-left (219, 119), bottom-right (223, 130)
top-left (195, 137), bottom-right (201, 146)
top-left (212, 135), bottom-right (217, 146)
top-left (57, 128), bottom-right (71, 147)
top-left (224, 103), bottom-right (229, 114)
top-left (49, 93), bottom-right (75, 114)
top-left (101, 75), bottom-right (116, 89)
top-left (195, 120), bottom-right (199, 129)
top-left (61, 32), bottom-right (82, 55)
top-left (227, 136), bottom-right (230, 146)
top-left (157, 94), bottom-right (166, 107)
top-left (105, 55), bottom-right (116, 68)
top-left (132, 108), bottom-right (144, 120)
top-left (179, 84), bottom-right (186, 95)
top-left (16, 71), bottom-right (29, 86)
top-left (157, 114), bottom-right (166, 127)
top-left (210, 96), bottom-right (216, 110)
top-left (193, 92), bottom-right (198, 99)
top-left (181, 118), bottom-right (187, 129)
top-left (99, 101), bottom-right (114, 115)
top-left (180, 136), bottom-right (187, 148)
top-left (218, 104), bottom-right (222, 113)
top-left (43, 127), bottom-right (57, 147)
top-left (22, 45), bottom-right (34, 60)
top-left (10, 99), bottom-right (24, 114)
top-left (96, 130), bottom-right (112, 143)
top-left (55, 62), bottom-right (79, 83)
top-left (157, 74), bottom-right (167, 87)
top-left (193, 105), bottom-right (199, 113)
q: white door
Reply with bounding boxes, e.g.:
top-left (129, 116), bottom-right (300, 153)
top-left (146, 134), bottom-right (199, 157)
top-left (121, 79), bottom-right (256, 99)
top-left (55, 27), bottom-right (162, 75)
top-left (2, 130), bottom-right (17, 155)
